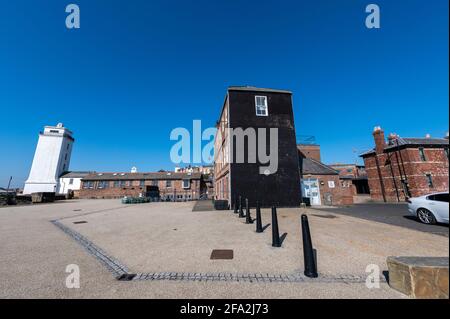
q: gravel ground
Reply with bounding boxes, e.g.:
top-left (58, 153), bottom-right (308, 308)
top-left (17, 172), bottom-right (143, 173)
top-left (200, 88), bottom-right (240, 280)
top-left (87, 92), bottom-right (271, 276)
top-left (1, 199), bottom-right (447, 298)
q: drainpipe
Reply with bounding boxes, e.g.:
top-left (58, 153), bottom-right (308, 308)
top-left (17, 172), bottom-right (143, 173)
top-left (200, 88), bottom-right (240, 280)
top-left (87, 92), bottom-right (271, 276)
top-left (374, 155), bottom-right (387, 203)
top-left (387, 153), bottom-right (400, 202)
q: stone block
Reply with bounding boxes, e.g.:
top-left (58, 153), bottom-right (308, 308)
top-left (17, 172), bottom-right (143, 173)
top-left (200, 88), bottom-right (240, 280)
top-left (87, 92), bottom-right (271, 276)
top-left (387, 256), bottom-right (449, 299)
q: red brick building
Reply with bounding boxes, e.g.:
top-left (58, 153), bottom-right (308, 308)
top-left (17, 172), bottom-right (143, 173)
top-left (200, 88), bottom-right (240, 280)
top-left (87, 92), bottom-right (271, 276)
top-left (360, 127), bottom-right (449, 202)
top-left (298, 144), bottom-right (354, 206)
top-left (329, 163), bottom-right (370, 196)
top-left (79, 172), bottom-right (205, 200)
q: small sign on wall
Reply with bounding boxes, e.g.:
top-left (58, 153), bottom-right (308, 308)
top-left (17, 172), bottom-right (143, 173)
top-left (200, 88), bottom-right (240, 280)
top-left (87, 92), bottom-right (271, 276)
top-left (328, 181), bottom-right (335, 188)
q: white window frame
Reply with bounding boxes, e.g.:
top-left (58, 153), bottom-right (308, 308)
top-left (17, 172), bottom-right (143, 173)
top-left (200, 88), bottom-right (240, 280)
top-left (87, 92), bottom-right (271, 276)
top-left (255, 96), bottom-right (268, 117)
top-left (182, 179), bottom-right (190, 189)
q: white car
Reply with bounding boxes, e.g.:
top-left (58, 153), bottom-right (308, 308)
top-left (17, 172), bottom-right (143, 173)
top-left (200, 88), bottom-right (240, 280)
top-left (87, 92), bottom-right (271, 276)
top-left (407, 192), bottom-right (449, 225)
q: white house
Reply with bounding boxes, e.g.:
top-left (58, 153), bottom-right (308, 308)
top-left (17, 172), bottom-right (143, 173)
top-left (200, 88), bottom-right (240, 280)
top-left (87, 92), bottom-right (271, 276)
top-left (58, 171), bottom-right (93, 194)
top-left (23, 123), bottom-right (74, 194)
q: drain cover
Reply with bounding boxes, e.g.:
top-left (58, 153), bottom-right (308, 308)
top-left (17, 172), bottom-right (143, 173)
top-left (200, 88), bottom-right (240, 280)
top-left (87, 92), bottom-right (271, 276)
top-left (210, 249), bottom-right (234, 260)
top-left (312, 214), bottom-right (337, 219)
top-left (73, 221), bottom-right (88, 224)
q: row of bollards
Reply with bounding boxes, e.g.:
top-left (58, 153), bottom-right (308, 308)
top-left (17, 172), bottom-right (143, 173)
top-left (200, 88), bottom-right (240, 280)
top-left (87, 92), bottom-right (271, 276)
top-left (231, 196), bottom-right (319, 279)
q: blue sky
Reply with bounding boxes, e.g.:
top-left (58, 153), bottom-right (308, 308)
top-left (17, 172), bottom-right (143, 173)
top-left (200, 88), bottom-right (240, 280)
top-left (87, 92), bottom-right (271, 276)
top-left (0, 0), bottom-right (448, 187)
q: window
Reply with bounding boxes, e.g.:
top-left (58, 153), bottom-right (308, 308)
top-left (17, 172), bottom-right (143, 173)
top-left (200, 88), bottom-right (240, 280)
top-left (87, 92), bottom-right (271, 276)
top-left (255, 96), bottom-right (268, 116)
top-left (152, 180), bottom-right (158, 186)
top-left (50, 130), bottom-right (59, 133)
top-left (69, 178), bottom-right (74, 185)
top-left (434, 193), bottom-right (449, 203)
top-left (119, 180), bottom-right (126, 187)
top-left (166, 180), bottom-right (172, 188)
top-left (419, 148), bottom-right (427, 161)
top-left (328, 181), bottom-right (335, 188)
top-left (139, 180), bottom-right (145, 187)
top-left (182, 179), bottom-right (190, 189)
top-left (97, 181), bottom-right (109, 189)
top-left (83, 181), bottom-right (94, 189)
top-left (426, 174), bottom-right (433, 188)
top-left (445, 148), bottom-right (449, 159)
top-left (113, 181), bottom-right (120, 188)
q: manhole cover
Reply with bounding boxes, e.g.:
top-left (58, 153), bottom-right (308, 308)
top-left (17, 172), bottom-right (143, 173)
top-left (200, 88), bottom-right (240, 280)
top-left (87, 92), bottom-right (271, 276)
top-left (210, 249), bottom-right (234, 260)
top-left (311, 214), bottom-right (337, 219)
top-left (73, 221), bottom-right (88, 224)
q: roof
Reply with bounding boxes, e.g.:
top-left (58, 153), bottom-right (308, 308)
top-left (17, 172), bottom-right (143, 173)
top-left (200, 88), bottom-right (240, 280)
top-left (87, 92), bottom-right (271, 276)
top-left (300, 158), bottom-right (339, 175)
top-left (228, 86), bottom-right (292, 94)
top-left (82, 172), bottom-right (203, 181)
top-left (360, 136), bottom-right (449, 157)
top-left (384, 137), bottom-right (449, 151)
top-left (60, 171), bottom-right (95, 178)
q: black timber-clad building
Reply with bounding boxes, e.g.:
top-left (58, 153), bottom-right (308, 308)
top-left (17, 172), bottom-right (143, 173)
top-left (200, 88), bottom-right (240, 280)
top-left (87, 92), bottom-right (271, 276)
top-left (214, 86), bottom-right (301, 208)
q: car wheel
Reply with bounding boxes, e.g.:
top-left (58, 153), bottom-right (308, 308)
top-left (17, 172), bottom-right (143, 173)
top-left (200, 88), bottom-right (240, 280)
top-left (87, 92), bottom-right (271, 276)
top-left (417, 208), bottom-right (437, 225)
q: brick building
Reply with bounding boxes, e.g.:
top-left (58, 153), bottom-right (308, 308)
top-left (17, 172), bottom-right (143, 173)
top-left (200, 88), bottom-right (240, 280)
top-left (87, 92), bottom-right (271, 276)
top-left (360, 127), bottom-right (449, 202)
top-left (79, 172), bottom-right (205, 200)
top-left (298, 144), bottom-right (353, 206)
top-left (214, 86), bottom-right (301, 208)
top-left (329, 163), bottom-right (370, 196)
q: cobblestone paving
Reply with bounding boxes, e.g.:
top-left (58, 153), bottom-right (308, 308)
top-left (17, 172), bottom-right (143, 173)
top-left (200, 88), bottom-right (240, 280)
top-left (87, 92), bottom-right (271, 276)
top-left (52, 219), bottom-right (386, 284)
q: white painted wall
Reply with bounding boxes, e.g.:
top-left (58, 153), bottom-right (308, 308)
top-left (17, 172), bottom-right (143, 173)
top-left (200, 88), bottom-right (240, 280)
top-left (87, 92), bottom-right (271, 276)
top-left (23, 124), bottom-right (74, 194)
top-left (58, 177), bottom-right (82, 194)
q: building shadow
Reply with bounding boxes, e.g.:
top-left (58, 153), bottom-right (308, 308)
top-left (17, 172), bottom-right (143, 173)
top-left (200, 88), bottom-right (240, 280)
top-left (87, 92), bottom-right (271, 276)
top-left (262, 224), bottom-right (271, 232)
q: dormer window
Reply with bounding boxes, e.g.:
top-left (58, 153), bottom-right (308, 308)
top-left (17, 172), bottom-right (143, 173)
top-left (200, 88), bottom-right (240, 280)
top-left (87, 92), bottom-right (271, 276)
top-left (255, 96), bottom-right (268, 116)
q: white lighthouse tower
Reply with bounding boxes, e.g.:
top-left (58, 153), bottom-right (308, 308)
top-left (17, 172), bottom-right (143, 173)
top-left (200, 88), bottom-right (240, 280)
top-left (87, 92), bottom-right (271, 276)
top-left (23, 123), bottom-right (74, 194)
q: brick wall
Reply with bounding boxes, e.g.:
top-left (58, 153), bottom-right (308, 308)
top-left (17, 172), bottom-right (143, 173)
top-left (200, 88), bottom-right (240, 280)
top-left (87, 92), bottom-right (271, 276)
top-left (79, 179), bottom-right (203, 200)
top-left (364, 147), bottom-right (449, 202)
top-left (306, 174), bottom-right (353, 206)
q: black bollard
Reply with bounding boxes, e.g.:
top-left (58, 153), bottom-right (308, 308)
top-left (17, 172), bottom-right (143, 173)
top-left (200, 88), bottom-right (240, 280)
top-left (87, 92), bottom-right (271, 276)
top-left (271, 206), bottom-right (281, 247)
top-left (255, 201), bottom-right (263, 233)
top-left (245, 198), bottom-right (253, 224)
top-left (233, 196), bottom-right (238, 214)
top-left (238, 196), bottom-right (244, 218)
top-left (301, 214), bottom-right (318, 278)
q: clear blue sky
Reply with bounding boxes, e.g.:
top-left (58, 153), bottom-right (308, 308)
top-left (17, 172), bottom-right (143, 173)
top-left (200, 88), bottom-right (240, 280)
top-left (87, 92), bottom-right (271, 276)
top-left (0, 0), bottom-right (448, 187)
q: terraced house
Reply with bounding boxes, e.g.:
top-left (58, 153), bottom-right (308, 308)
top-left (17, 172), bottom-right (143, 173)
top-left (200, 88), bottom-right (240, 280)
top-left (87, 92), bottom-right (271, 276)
top-left (79, 171), bottom-right (205, 200)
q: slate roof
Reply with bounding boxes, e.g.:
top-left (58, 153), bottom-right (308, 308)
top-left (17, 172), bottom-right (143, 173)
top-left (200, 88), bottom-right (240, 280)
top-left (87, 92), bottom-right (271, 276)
top-left (384, 137), bottom-right (449, 151)
top-left (60, 171), bottom-right (95, 178)
top-left (82, 172), bottom-right (203, 181)
top-left (300, 158), bottom-right (339, 176)
top-left (360, 137), bottom-right (449, 157)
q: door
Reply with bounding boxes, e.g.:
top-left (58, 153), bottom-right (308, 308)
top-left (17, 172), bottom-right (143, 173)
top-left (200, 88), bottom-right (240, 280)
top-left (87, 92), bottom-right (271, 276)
top-left (302, 178), bottom-right (321, 206)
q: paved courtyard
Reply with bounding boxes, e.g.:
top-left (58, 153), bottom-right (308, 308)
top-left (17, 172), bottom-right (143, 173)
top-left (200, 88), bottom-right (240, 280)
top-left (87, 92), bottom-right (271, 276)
top-left (311, 203), bottom-right (449, 237)
top-left (0, 199), bottom-right (448, 298)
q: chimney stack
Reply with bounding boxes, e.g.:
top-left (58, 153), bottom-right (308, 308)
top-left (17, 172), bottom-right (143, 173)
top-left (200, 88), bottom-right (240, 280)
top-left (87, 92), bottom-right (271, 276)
top-left (373, 126), bottom-right (386, 154)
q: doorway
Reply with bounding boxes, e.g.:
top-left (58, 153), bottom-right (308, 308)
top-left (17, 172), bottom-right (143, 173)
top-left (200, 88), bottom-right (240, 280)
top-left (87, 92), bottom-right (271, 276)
top-left (302, 178), bottom-right (321, 205)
